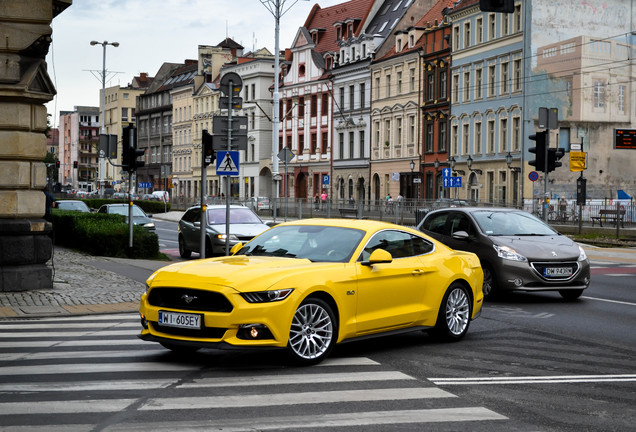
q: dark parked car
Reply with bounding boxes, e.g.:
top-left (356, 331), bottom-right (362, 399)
top-left (178, 205), bottom-right (271, 257)
top-left (96, 204), bottom-right (155, 232)
top-left (56, 200), bottom-right (91, 213)
top-left (417, 207), bottom-right (590, 300)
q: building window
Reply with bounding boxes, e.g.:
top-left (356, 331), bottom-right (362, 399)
top-left (500, 118), bottom-right (508, 153)
top-left (385, 119), bottom-right (391, 146)
top-left (386, 74), bottom-right (391, 97)
top-left (322, 93), bottom-right (329, 115)
top-left (439, 121), bottom-right (447, 152)
top-left (476, 17), bottom-right (483, 44)
top-left (513, 59), bottom-right (522, 92)
top-left (475, 68), bottom-right (483, 99)
top-left (321, 131), bottom-right (328, 153)
top-left (451, 124), bottom-right (458, 156)
top-left (349, 85), bottom-right (355, 110)
top-left (426, 123), bottom-right (434, 152)
top-left (474, 121), bottom-right (482, 154)
top-left (463, 71), bottom-right (470, 102)
top-left (339, 133), bottom-right (344, 159)
top-left (311, 94), bottom-right (317, 117)
top-left (359, 130), bottom-right (365, 158)
top-left (375, 76), bottom-right (381, 98)
top-left (462, 124), bottom-right (469, 155)
top-left (408, 115), bottom-right (415, 144)
top-left (453, 25), bottom-right (460, 49)
top-left (311, 132), bottom-right (317, 154)
top-left (339, 87), bottom-right (345, 110)
top-left (593, 80), bottom-right (606, 108)
top-left (452, 73), bottom-right (459, 103)
top-left (488, 14), bottom-right (496, 40)
top-left (500, 62), bottom-right (509, 95)
top-left (488, 65), bottom-right (496, 97)
top-left (427, 74), bottom-right (434, 101)
top-left (513, 4), bottom-right (522, 32)
top-left (360, 83), bottom-right (366, 108)
top-left (512, 117), bottom-right (520, 151)
top-left (397, 71), bottom-right (402, 94)
top-left (349, 131), bottom-right (355, 158)
top-left (409, 68), bottom-right (416, 92)
top-left (374, 121), bottom-right (380, 147)
top-left (487, 120), bottom-right (495, 153)
top-left (502, 12), bottom-right (509, 36)
top-left (463, 22), bottom-right (471, 49)
top-left (618, 84), bottom-right (626, 112)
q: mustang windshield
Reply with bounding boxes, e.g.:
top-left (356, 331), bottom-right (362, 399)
top-left (237, 225), bottom-right (365, 262)
top-left (473, 211), bottom-right (557, 236)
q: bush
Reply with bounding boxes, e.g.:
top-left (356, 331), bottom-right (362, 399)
top-left (51, 210), bottom-right (160, 259)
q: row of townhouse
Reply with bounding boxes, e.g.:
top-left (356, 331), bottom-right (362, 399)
top-left (84, 0), bottom-right (635, 203)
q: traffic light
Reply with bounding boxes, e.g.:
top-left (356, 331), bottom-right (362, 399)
top-left (122, 125), bottom-right (145, 172)
top-left (55, 160), bottom-right (60, 168)
top-left (202, 129), bottom-right (214, 166)
top-left (73, 161), bottom-right (78, 168)
top-left (547, 147), bottom-right (566, 172)
top-left (528, 131), bottom-right (547, 172)
top-left (479, 0), bottom-right (514, 13)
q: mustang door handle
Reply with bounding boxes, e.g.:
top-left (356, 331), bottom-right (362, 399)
top-left (412, 269), bottom-right (425, 275)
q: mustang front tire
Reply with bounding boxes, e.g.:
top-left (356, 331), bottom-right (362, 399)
top-left (430, 283), bottom-right (471, 341)
top-left (287, 298), bottom-right (336, 365)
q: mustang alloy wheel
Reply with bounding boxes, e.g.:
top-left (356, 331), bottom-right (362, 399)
top-left (287, 298), bottom-right (336, 365)
top-left (430, 283), bottom-right (471, 341)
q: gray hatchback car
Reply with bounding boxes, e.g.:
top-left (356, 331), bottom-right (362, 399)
top-left (178, 205), bottom-right (271, 258)
top-left (417, 208), bottom-right (590, 300)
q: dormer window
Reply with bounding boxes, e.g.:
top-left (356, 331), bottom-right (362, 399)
top-left (397, 39), bottom-right (402, 52)
top-left (336, 26), bottom-right (342, 40)
top-left (409, 34), bottom-right (414, 47)
top-left (299, 64), bottom-right (305, 77)
top-left (351, 46), bottom-right (356, 60)
top-left (325, 56), bottom-right (333, 70)
top-left (362, 44), bottom-right (367, 57)
top-left (348, 23), bottom-right (354, 37)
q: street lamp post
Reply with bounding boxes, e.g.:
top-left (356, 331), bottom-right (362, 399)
top-left (90, 40), bottom-right (119, 197)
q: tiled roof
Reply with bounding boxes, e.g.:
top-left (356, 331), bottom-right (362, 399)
top-left (446, 0), bottom-right (479, 14)
top-left (303, 0), bottom-right (375, 53)
top-left (374, 0), bottom-right (452, 62)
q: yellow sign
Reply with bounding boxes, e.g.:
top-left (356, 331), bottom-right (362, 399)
top-left (570, 151), bottom-right (586, 172)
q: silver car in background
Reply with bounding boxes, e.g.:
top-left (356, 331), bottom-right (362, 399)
top-left (417, 208), bottom-right (590, 300)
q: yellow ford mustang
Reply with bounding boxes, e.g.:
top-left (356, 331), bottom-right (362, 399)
top-left (139, 219), bottom-right (483, 365)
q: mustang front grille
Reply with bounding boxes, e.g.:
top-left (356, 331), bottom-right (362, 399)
top-left (148, 287), bottom-right (233, 312)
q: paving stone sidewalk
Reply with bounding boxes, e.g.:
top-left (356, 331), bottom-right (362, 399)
top-left (0, 247), bottom-right (148, 318)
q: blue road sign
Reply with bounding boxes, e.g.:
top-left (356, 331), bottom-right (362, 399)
top-left (528, 171), bottom-right (539, 182)
top-left (442, 167), bottom-right (451, 178)
top-left (322, 175), bottom-right (330, 185)
top-left (216, 151), bottom-right (239, 176)
top-left (443, 177), bottom-right (463, 188)
top-left (139, 182), bottom-right (152, 188)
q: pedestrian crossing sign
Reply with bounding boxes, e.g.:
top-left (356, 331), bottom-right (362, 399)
top-left (216, 150), bottom-right (239, 176)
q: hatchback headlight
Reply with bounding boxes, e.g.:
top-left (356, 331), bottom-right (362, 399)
top-left (578, 245), bottom-right (588, 261)
top-left (241, 289), bottom-right (294, 303)
top-left (143, 222), bottom-right (155, 229)
top-left (493, 244), bottom-right (527, 262)
top-left (216, 233), bottom-right (239, 241)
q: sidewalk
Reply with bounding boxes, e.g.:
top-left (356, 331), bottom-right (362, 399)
top-left (1, 210), bottom-right (635, 319)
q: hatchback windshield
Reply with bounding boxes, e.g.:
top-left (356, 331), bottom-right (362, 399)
top-left (207, 208), bottom-right (262, 225)
top-left (472, 210), bottom-right (557, 236)
top-left (108, 205), bottom-right (146, 217)
top-left (237, 225), bottom-right (365, 262)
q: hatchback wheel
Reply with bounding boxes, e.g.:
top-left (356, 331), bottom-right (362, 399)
top-left (430, 283), bottom-right (471, 341)
top-left (287, 298), bottom-right (336, 365)
top-left (178, 235), bottom-right (191, 258)
top-left (482, 264), bottom-right (498, 299)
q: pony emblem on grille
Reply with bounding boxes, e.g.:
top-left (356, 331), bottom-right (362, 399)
top-left (181, 294), bottom-right (198, 304)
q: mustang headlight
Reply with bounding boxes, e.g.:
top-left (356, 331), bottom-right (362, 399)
top-left (578, 245), bottom-right (588, 261)
top-left (493, 244), bottom-right (527, 262)
top-left (241, 289), bottom-right (294, 303)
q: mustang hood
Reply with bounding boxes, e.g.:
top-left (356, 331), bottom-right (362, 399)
top-left (148, 255), bottom-right (333, 292)
top-left (492, 235), bottom-right (580, 260)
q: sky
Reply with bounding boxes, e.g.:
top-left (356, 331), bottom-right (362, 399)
top-left (45, 0), bottom-right (344, 128)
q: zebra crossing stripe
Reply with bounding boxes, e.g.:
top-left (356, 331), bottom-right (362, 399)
top-left (104, 408), bottom-right (507, 431)
top-left (430, 374), bottom-right (636, 385)
top-left (0, 361), bottom-right (196, 376)
top-left (140, 387), bottom-right (457, 411)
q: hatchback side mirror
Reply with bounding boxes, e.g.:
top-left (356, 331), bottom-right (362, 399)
top-left (452, 230), bottom-right (470, 241)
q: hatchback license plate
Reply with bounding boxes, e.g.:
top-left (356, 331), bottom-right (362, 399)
top-left (158, 311), bottom-right (202, 329)
top-left (544, 267), bottom-right (573, 277)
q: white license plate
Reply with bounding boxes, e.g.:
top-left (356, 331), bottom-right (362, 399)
top-left (545, 267), bottom-right (573, 277)
top-left (158, 311), bottom-right (202, 329)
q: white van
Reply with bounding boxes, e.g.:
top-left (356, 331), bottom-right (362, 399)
top-left (151, 191), bottom-right (169, 202)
